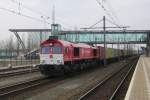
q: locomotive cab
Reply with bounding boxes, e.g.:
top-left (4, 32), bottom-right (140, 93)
top-left (40, 39), bottom-right (64, 65)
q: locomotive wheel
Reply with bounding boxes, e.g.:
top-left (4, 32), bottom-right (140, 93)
top-left (73, 64), bottom-right (80, 72)
top-left (64, 65), bottom-right (71, 73)
top-left (39, 65), bottom-right (51, 76)
top-left (80, 63), bottom-right (86, 70)
top-left (77, 64), bottom-right (83, 71)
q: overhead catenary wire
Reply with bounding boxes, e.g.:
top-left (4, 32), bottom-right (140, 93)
top-left (10, 0), bottom-right (72, 29)
top-left (103, 1), bottom-right (121, 25)
top-left (0, 7), bottom-right (50, 24)
top-left (106, 18), bottom-right (121, 28)
top-left (81, 17), bottom-right (125, 30)
top-left (10, 0), bottom-right (52, 28)
top-left (89, 19), bottom-right (103, 28)
top-left (11, 0), bottom-right (50, 19)
top-left (95, 0), bottom-right (123, 28)
top-left (95, 0), bottom-right (115, 23)
top-left (100, 0), bottom-right (120, 24)
top-left (80, 0), bottom-right (124, 30)
top-left (81, 19), bottom-right (103, 29)
top-left (6, 0), bottom-right (124, 30)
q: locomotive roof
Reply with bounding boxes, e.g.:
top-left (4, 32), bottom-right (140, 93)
top-left (42, 39), bottom-right (94, 48)
top-left (58, 40), bottom-right (93, 48)
top-left (58, 40), bottom-right (74, 46)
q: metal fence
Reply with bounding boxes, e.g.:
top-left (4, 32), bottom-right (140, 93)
top-left (0, 57), bottom-right (40, 67)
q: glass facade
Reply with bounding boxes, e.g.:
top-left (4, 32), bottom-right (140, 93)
top-left (55, 32), bottom-right (147, 43)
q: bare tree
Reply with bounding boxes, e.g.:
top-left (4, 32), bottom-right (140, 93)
top-left (27, 33), bottom-right (39, 51)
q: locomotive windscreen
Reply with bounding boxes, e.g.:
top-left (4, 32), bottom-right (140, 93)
top-left (41, 46), bottom-right (62, 54)
top-left (53, 47), bottom-right (62, 54)
top-left (41, 47), bottom-right (51, 54)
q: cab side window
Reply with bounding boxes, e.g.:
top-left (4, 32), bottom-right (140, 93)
top-left (74, 47), bottom-right (79, 57)
top-left (64, 48), bottom-right (68, 55)
top-left (93, 49), bottom-right (97, 56)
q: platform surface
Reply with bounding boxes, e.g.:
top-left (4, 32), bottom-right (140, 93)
top-left (125, 55), bottom-right (150, 100)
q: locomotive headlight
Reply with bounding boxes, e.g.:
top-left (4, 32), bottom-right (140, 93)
top-left (49, 43), bottom-right (53, 46)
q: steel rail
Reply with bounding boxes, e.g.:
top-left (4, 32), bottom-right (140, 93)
top-left (0, 77), bottom-right (49, 97)
top-left (78, 57), bottom-right (138, 100)
top-left (0, 65), bottom-right (38, 72)
top-left (109, 59), bottom-right (138, 100)
top-left (0, 68), bottom-right (39, 78)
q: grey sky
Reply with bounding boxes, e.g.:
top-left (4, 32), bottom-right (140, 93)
top-left (0, 0), bottom-right (150, 40)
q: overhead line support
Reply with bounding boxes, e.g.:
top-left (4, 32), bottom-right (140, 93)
top-left (103, 16), bottom-right (107, 66)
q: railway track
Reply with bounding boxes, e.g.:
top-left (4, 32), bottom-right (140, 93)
top-left (0, 65), bottom-right (37, 72)
top-left (0, 57), bottom-right (138, 99)
top-left (109, 61), bottom-right (137, 100)
top-left (0, 66), bottom-right (39, 78)
top-left (79, 57), bottom-right (138, 100)
top-left (0, 77), bottom-right (51, 98)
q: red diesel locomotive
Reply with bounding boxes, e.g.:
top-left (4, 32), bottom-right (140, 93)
top-left (39, 36), bottom-right (104, 76)
top-left (39, 36), bottom-right (132, 76)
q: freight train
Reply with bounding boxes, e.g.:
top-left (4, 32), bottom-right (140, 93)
top-left (39, 36), bottom-right (136, 76)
